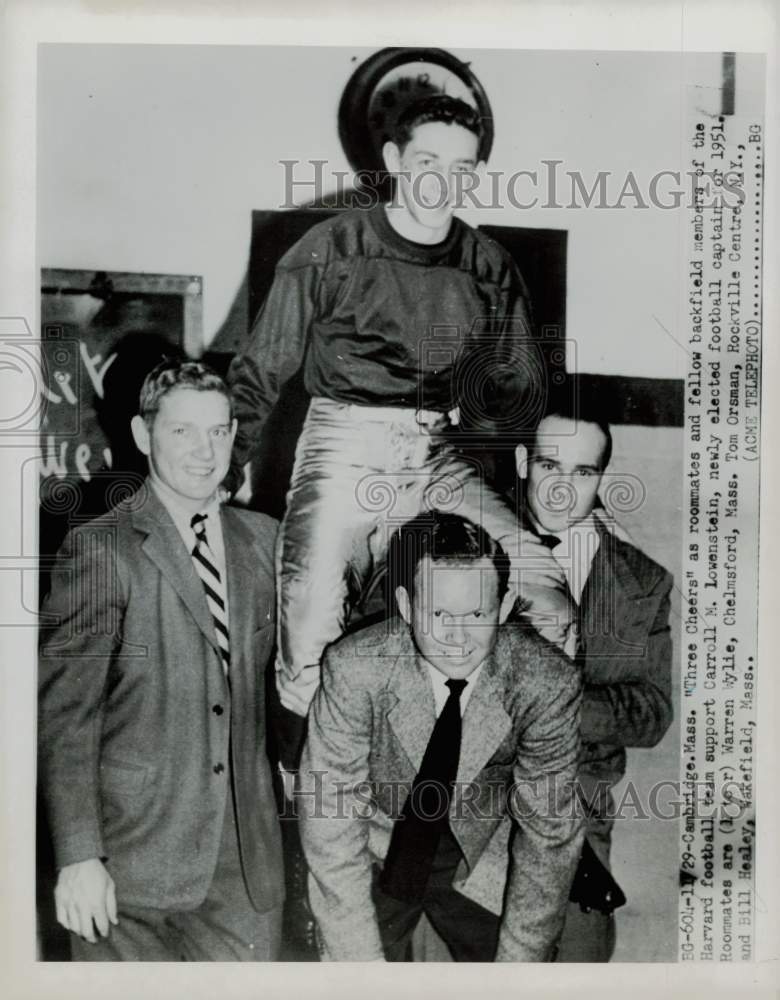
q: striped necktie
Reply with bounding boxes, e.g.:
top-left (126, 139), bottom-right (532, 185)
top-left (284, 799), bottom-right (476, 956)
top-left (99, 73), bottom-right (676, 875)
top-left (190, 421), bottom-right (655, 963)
top-left (190, 512), bottom-right (230, 673)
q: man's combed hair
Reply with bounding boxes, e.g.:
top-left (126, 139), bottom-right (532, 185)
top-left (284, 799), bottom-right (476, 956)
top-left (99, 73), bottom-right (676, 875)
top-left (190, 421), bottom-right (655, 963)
top-left (392, 95), bottom-right (484, 150)
top-left (138, 359), bottom-right (233, 425)
top-left (529, 379), bottom-right (613, 471)
top-left (387, 511), bottom-right (510, 601)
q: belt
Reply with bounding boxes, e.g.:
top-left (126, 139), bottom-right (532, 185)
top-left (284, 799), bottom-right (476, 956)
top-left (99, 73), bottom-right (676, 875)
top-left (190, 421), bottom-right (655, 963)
top-left (312, 397), bottom-right (458, 427)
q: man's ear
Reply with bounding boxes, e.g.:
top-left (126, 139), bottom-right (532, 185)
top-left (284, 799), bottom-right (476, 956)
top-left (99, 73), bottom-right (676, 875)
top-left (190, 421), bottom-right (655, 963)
top-left (395, 586), bottom-right (412, 625)
top-left (515, 443), bottom-right (529, 480)
top-left (382, 140), bottom-right (401, 175)
top-left (229, 418), bottom-right (238, 446)
top-left (130, 415), bottom-right (151, 457)
top-left (498, 589), bottom-right (514, 625)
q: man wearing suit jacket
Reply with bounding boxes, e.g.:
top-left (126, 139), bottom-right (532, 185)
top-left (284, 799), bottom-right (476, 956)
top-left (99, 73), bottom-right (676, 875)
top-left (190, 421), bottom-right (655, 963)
top-left (38, 360), bottom-right (284, 961)
top-left (514, 395), bottom-right (673, 961)
top-left (299, 511), bottom-right (583, 962)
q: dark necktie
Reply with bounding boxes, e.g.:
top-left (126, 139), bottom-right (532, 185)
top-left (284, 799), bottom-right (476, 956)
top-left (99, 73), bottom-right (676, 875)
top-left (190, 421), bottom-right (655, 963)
top-left (538, 533), bottom-right (561, 551)
top-left (380, 677), bottom-right (468, 902)
top-left (191, 512), bottom-right (230, 673)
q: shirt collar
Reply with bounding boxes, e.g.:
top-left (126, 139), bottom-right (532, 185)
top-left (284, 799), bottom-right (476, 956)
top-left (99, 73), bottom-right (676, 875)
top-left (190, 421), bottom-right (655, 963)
top-left (149, 476), bottom-right (221, 531)
top-left (528, 508), bottom-right (598, 542)
top-left (425, 659), bottom-right (484, 708)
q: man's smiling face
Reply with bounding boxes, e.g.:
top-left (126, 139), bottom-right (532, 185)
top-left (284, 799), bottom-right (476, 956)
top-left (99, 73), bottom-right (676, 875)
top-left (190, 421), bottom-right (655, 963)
top-left (396, 556), bottom-right (506, 681)
top-left (385, 120), bottom-right (481, 235)
top-left (133, 387), bottom-right (236, 512)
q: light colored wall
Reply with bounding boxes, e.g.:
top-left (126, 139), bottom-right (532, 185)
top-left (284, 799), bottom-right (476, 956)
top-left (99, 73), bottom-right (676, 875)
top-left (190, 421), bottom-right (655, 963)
top-left (38, 44), bottom-right (356, 344)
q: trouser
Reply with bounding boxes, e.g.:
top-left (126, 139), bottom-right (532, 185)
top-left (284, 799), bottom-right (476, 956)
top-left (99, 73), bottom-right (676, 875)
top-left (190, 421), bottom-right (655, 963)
top-left (276, 397), bottom-right (568, 681)
top-left (70, 789), bottom-right (282, 962)
top-left (553, 902), bottom-right (616, 962)
top-left (372, 830), bottom-right (500, 962)
top-left (554, 816), bottom-right (616, 962)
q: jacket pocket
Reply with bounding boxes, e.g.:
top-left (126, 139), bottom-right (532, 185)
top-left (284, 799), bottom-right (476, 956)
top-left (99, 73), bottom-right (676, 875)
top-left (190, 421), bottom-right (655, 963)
top-left (99, 758), bottom-right (152, 797)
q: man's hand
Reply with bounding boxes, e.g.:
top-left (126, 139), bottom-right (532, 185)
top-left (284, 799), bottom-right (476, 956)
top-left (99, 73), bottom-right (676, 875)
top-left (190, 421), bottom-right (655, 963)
top-left (497, 531), bottom-right (574, 649)
top-left (519, 583), bottom-right (576, 649)
top-left (277, 662), bottom-right (321, 717)
top-left (54, 858), bottom-right (118, 943)
top-left (515, 533), bottom-right (568, 589)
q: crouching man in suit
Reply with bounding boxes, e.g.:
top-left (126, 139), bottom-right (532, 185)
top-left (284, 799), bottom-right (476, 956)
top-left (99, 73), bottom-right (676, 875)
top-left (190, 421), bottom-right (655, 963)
top-left (299, 511), bottom-right (583, 961)
top-left (38, 360), bottom-right (284, 961)
top-left (514, 393), bottom-right (674, 961)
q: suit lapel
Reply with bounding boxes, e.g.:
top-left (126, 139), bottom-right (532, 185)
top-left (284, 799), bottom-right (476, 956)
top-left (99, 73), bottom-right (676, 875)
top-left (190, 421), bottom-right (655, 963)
top-left (221, 508), bottom-right (257, 655)
top-left (385, 636), bottom-right (512, 784)
top-left (581, 521), bottom-right (645, 655)
top-left (386, 643), bottom-right (437, 775)
top-left (579, 533), bottom-right (604, 638)
top-left (220, 508), bottom-right (263, 697)
top-left (130, 484), bottom-right (221, 657)
top-left (456, 651), bottom-right (512, 786)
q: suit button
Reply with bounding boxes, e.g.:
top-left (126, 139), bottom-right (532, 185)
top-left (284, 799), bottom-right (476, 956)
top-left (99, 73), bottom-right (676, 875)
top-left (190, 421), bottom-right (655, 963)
top-left (213, 763), bottom-right (225, 775)
top-left (212, 704), bottom-right (224, 716)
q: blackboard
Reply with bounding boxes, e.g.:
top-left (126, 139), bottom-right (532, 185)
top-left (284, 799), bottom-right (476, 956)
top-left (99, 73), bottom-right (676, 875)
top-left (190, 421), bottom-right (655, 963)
top-left (39, 268), bottom-right (203, 593)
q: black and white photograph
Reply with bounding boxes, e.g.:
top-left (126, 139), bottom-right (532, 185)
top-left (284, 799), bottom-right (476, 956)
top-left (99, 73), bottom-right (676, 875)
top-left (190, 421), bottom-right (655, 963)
top-left (0, 2), bottom-right (776, 997)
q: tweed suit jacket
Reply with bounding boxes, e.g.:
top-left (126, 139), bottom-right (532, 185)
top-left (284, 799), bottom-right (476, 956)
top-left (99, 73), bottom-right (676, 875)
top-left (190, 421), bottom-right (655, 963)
top-left (38, 483), bottom-right (284, 914)
top-left (299, 619), bottom-right (584, 962)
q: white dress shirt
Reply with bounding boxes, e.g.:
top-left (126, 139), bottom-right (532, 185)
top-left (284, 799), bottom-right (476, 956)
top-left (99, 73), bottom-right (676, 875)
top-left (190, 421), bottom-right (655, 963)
top-left (529, 511), bottom-right (601, 605)
top-left (426, 661), bottom-right (484, 717)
